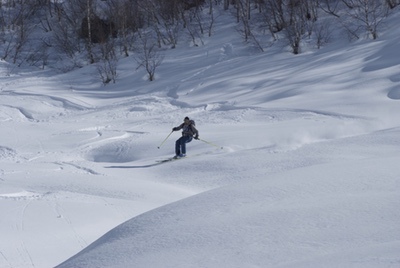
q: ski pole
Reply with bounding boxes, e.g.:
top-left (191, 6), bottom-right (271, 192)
top-left (158, 131), bottom-right (173, 149)
top-left (198, 138), bottom-right (223, 149)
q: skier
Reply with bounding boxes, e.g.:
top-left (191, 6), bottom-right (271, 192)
top-left (172, 116), bottom-right (199, 158)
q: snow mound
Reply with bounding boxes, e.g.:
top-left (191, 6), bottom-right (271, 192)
top-left (0, 190), bottom-right (43, 200)
top-left (57, 149), bottom-right (400, 268)
top-left (387, 87), bottom-right (400, 100)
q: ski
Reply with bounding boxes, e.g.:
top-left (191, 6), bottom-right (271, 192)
top-left (105, 150), bottom-right (222, 169)
top-left (105, 156), bottom-right (187, 169)
top-left (156, 156), bottom-right (187, 163)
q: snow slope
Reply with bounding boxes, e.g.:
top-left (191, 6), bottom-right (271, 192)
top-left (1, 8), bottom-right (400, 268)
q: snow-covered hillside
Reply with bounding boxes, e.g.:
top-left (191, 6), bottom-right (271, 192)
top-left (1, 8), bottom-right (399, 268)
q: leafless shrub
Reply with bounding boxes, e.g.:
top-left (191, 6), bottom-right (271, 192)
top-left (314, 20), bottom-right (333, 48)
top-left (341, 0), bottom-right (390, 39)
top-left (134, 33), bottom-right (164, 81)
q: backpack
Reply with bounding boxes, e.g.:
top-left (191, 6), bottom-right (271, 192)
top-left (182, 119), bottom-right (196, 137)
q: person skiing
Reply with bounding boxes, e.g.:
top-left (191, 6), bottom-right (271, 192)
top-left (172, 116), bottom-right (199, 158)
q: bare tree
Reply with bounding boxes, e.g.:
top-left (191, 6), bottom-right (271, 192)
top-left (385, 0), bottom-right (400, 8)
top-left (14, 2), bottom-right (32, 65)
top-left (285, 20), bottom-right (304, 54)
top-left (224, 0), bottom-right (230, 10)
top-left (184, 4), bottom-right (207, 46)
top-left (134, 33), bottom-right (164, 81)
top-left (207, 0), bottom-right (217, 37)
top-left (284, 0), bottom-right (309, 54)
top-left (104, 0), bottom-right (143, 57)
top-left (52, 16), bottom-right (83, 60)
top-left (234, 0), bottom-right (264, 51)
top-left (319, 0), bottom-right (342, 17)
top-left (50, 0), bottom-right (88, 69)
top-left (259, 0), bottom-right (287, 39)
top-left (97, 59), bottom-right (117, 84)
top-left (314, 20), bottom-right (333, 48)
top-left (85, 0), bottom-right (95, 63)
top-left (341, 0), bottom-right (390, 39)
top-left (235, 0), bottom-right (251, 39)
top-left (141, 0), bottom-right (182, 48)
top-left (34, 0), bottom-right (56, 32)
top-left (165, 21), bottom-right (182, 48)
top-left (96, 41), bottom-right (118, 85)
top-left (0, 0), bottom-right (35, 64)
top-left (26, 41), bottom-right (50, 69)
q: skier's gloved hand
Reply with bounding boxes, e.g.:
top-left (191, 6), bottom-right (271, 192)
top-left (172, 127), bottom-right (178, 131)
top-left (194, 135), bottom-right (199, 140)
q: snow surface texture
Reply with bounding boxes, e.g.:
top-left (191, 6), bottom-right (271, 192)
top-left (1, 10), bottom-right (400, 268)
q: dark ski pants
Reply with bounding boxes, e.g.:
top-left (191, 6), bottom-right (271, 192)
top-left (175, 136), bottom-right (192, 155)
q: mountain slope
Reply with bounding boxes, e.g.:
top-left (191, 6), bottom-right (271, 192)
top-left (0, 6), bottom-right (399, 268)
top-left (56, 10), bottom-right (400, 268)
